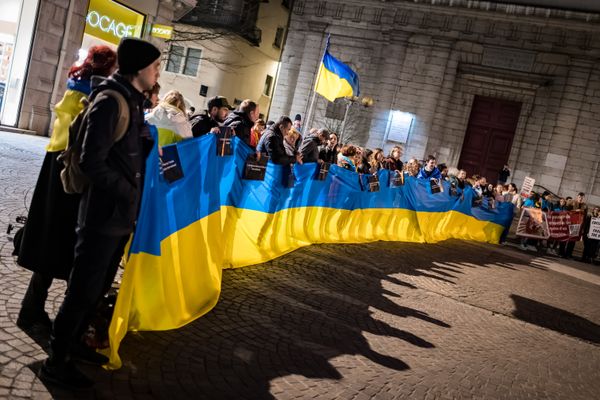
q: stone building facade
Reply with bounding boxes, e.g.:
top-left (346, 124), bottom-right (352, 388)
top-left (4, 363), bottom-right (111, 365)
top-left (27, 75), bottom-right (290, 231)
top-left (270, 0), bottom-right (600, 204)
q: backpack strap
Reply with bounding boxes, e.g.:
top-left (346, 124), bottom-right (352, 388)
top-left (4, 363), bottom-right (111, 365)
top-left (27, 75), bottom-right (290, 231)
top-left (94, 89), bottom-right (130, 142)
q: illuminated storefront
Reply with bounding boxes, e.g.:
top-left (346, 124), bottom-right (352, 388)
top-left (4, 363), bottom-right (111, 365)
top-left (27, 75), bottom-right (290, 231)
top-left (79, 0), bottom-right (146, 61)
top-left (1, 0), bottom-right (185, 133)
top-left (0, 0), bottom-right (39, 126)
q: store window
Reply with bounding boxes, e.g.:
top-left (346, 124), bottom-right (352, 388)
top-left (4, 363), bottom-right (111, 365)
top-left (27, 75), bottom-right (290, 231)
top-left (0, 0), bottom-right (40, 127)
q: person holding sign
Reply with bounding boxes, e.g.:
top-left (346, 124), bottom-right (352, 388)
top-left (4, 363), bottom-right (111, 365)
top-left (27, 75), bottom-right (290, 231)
top-left (582, 207), bottom-right (600, 264)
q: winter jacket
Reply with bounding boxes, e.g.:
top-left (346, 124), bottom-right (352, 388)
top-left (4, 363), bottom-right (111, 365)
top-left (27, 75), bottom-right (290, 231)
top-left (46, 78), bottom-right (91, 152)
top-left (145, 103), bottom-right (192, 147)
top-left (498, 167), bottom-right (510, 183)
top-left (223, 110), bottom-right (254, 148)
top-left (191, 113), bottom-right (219, 137)
top-left (78, 73), bottom-right (154, 235)
top-left (298, 134), bottom-right (321, 163)
top-left (318, 145), bottom-right (338, 164)
top-left (260, 125), bottom-right (296, 165)
top-left (417, 166), bottom-right (442, 180)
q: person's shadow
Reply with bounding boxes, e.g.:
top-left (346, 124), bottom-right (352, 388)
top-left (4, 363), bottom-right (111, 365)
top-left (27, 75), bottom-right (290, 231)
top-left (30, 239), bottom-right (547, 400)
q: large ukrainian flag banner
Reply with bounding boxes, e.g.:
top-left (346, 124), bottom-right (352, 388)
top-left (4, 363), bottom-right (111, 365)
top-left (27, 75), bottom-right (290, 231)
top-left (106, 136), bottom-right (513, 368)
top-left (315, 37), bottom-right (360, 102)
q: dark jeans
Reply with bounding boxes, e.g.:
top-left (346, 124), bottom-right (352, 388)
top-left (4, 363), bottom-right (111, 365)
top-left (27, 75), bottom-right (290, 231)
top-left (20, 272), bottom-right (53, 321)
top-left (582, 238), bottom-right (599, 262)
top-left (50, 228), bottom-right (128, 361)
top-left (559, 241), bottom-right (576, 258)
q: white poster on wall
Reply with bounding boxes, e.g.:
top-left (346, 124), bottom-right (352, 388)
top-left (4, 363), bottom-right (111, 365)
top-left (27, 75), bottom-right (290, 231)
top-left (386, 111), bottom-right (413, 143)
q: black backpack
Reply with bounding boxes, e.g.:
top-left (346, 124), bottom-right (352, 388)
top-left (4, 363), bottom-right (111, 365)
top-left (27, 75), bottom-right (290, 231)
top-left (58, 89), bottom-right (130, 194)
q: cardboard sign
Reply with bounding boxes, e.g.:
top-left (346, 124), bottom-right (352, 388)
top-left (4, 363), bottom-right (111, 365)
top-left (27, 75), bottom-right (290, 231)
top-left (449, 182), bottom-right (458, 197)
top-left (520, 176), bottom-right (535, 198)
top-left (160, 145), bottom-right (184, 183)
top-left (216, 127), bottom-right (233, 156)
top-left (367, 175), bottom-right (380, 192)
top-left (516, 208), bottom-right (549, 239)
top-left (389, 171), bottom-right (404, 188)
top-left (588, 217), bottom-right (600, 240)
top-left (243, 154), bottom-right (268, 181)
top-left (316, 162), bottom-right (331, 181)
top-left (430, 178), bottom-right (443, 194)
top-left (281, 165), bottom-right (295, 188)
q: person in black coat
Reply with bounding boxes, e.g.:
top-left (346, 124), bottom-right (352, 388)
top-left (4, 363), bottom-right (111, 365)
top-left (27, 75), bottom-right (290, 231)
top-left (190, 96), bottom-right (231, 137)
top-left (41, 38), bottom-right (160, 390)
top-left (222, 99), bottom-right (260, 148)
top-left (260, 116), bottom-right (303, 165)
top-left (318, 131), bottom-right (339, 164)
top-left (299, 129), bottom-right (329, 163)
top-left (16, 46), bottom-right (117, 332)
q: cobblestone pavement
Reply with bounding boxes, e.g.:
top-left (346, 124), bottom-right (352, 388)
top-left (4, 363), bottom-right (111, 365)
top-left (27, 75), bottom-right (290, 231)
top-left (1, 131), bottom-right (599, 400)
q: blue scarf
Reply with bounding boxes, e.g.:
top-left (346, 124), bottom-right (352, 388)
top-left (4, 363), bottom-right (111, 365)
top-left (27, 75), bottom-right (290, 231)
top-left (340, 155), bottom-right (356, 172)
top-left (67, 78), bottom-right (92, 95)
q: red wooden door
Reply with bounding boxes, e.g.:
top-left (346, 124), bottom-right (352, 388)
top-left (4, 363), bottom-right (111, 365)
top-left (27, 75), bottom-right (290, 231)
top-left (458, 96), bottom-right (521, 182)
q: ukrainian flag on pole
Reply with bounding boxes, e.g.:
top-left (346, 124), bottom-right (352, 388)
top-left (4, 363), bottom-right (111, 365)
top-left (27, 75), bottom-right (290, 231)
top-left (315, 36), bottom-right (360, 102)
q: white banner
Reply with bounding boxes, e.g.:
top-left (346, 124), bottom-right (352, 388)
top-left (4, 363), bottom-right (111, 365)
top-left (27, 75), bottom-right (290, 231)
top-left (520, 176), bottom-right (535, 198)
top-left (589, 217), bottom-right (600, 240)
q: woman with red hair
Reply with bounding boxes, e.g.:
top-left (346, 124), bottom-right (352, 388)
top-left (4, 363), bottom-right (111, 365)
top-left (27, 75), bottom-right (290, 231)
top-left (15, 46), bottom-right (117, 332)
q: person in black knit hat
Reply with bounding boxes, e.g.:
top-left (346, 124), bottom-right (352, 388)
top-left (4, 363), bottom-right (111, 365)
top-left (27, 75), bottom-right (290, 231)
top-left (39, 37), bottom-right (161, 390)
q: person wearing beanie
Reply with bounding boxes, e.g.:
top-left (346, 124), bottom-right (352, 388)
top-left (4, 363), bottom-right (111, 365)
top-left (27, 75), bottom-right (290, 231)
top-left (40, 38), bottom-right (161, 390)
top-left (15, 45), bottom-right (117, 337)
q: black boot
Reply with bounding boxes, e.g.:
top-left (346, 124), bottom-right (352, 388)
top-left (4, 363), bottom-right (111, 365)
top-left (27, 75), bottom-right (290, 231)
top-left (39, 357), bottom-right (94, 390)
top-left (70, 342), bottom-right (109, 366)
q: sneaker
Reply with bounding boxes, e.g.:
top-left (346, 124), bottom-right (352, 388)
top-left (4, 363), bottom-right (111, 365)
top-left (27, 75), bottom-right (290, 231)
top-left (520, 243), bottom-right (527, 251)
top-left (39, 358), bottom-right (94, 390)
top-left (71, 342), bottom-right (109, 366)
top-left (527, 245), bottom-right (538, 252)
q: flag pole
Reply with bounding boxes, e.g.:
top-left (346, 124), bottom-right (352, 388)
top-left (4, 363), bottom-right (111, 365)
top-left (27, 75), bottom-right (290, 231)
top-left (338, 98), bottom-right (352, 144)
top-left (304, 33), bottom-right (330, 130)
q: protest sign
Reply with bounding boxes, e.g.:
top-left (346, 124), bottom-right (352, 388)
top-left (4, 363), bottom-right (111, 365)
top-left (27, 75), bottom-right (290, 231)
top-left (588, 217), bottom-right (600, 240)
top-left (160, 145), bottom-right (184, 183)
top-left (567, 211), bottom-right (584, 241)
top-left (242, 154), bottom-right (268, 181)
top-left (516, 208), bottom-right (549, 239)
top-left (520, 176), bottom-right (535, 198)
top-left (547, 211), bottom-right (570, 241)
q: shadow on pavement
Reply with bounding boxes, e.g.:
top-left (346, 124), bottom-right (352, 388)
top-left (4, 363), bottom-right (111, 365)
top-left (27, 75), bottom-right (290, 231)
top-left (511, 294), bottom-right (600, 344)
top-left (32, 239), bottom-right (537, 399)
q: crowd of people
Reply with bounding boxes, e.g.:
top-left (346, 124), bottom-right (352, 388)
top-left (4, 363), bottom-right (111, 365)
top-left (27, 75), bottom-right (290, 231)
top-left (146, 82), bottom-right (598, 266)
top-left (10, 38), bottom-right (599, 391)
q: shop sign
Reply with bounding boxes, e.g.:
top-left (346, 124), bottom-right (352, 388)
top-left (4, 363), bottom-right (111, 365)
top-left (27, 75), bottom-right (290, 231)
top-left (151, 24), bottom-right (173, 40)
top-left (85, 0), bottom-right (145, 45)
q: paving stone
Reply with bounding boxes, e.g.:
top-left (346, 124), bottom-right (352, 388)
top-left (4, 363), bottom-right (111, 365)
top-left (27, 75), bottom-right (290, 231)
top-left (0, 130), bottom-right (599, 399)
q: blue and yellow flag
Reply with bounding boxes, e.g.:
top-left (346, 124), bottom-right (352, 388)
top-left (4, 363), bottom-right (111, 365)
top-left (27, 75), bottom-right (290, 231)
top-left (315, 37), bottom-right (360, 102)
top-left (105, 136), bottom-right (514, 368)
